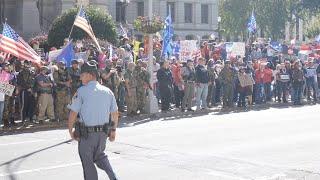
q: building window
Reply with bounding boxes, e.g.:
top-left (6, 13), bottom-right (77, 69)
top-left (201, 4), bottom-right (209, 24)
top-left (137, 1), bottom-right (144, 17)
top-left (116, 2), bottom-right (126, 22)
top-left (184, 3), bottom-right (193, 23)
top-left (167, 2), bottom-right (175, 22)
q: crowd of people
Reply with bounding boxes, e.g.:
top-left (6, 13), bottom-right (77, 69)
top-left (0, 37), bottom-right (319, 130)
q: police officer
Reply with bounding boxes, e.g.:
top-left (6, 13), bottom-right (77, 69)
top-left (53, 61), bottom-right (71, 121)
top-left (68, 61), bottom-right (119, 180)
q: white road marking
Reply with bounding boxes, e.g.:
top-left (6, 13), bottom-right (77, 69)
top-left (0, 140), bottom-right (45, 146)
top-left (0, 157), bottom-right (120, 177)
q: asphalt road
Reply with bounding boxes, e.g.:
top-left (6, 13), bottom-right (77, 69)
top-left (1, 104), bottom-right (320, 180)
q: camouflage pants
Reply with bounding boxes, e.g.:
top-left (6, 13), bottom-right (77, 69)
top-left (37, 93), bottom-right (55, 121)
top-left (222, 84), bottom-right (234, 108)
top-left (3, 95), bottom-right (15, 126)
top-left (126, 87), bottom-right (137, 115)
top-left (136, 87), bottom-right (146, 112)
top-left (55, 91), bottom-right (70, 121)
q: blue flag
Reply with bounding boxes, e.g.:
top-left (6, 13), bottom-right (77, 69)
top-left (161, 7), bottom-right (174, 58)
top-left (270, 41), bottom-right (282, 52)
top-left (56, 40), bottom-right (75, 67)
top-left (247, 11), bottom-right (257, 33)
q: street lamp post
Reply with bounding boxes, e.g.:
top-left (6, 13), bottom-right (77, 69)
top-left (217, 16), bottom-right (221, 42)
top-left (146, 0), bottom-right (158, 114)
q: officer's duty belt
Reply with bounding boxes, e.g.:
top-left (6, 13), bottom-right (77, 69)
top-left (86, 125), bottom-right (105, 133)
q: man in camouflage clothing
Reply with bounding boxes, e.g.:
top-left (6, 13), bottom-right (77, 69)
top-left (68, 60), bottom-right (81, 97)
top-left (133, 60), bottom-right (150, 113)
top-left (53, 61), bottom-right (71, 121)
top-left (102, 61), bottom-right (120, 99)
top-left (3, 62), bottom-right (16, 127)
top-left (219, 60), bottom-right (236, 108)
top-left (207, 60), bottom-right (218, 107)
top-left (124, 62), bottom-right (137, 116)
top-left (17, 60), bottom-right (36, 123)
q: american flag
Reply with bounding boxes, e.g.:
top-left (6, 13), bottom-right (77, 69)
top-left (0, 23), bottom-right (41, 64)
top-left (74, 7), bottom-right (101, 51)
top-left (0, 51), bottom-right (11, 61)
top-left (247, 11), bottom-right (257, 33)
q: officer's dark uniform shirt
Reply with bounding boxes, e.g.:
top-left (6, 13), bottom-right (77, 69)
top-left (68, 81), bottom-right (118, 127)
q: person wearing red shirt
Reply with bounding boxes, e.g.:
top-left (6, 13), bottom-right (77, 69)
top-left (255, 64), bottom-right (268, 104)
top-left (171, 58), bottom-right (184, 108)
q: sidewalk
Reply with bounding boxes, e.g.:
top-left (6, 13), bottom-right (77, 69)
top-left (0, 100), bottom-right (318, 135)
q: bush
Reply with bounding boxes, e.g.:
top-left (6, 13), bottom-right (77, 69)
top-left (48, 6), bottom-right (118, 48)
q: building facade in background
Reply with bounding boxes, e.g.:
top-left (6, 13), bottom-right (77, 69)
top-left (0, 0), bottom-right (219, 41)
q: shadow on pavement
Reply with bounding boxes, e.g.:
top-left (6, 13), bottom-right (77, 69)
top-left (0, 139), bottom-right (72, 180)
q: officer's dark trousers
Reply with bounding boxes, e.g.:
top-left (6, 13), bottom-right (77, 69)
top-left (20, 90), bottom-right (35, 122)
top-left (79, 132), bottom-right (117, 180)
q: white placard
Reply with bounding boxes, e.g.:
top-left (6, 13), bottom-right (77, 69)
top-left (0, 82), bottom-right (15, 96)
top-left (180, 40), bottom-right (198, 61)
top-left (48, 49), bottom-right (62, 62)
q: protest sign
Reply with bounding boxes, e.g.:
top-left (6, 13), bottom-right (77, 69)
top-left (0, 81), bottom-right (15, 96)
top-left (48, 49), bottom-right (62, 62)
top-left (0, 71), bottom-right (11, 82)
top-left (225, 42), bottom-right (246, 58)
top-left (180, 40), bottom-right (198, 61)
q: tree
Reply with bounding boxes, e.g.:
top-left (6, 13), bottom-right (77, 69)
top-left (305, 15), bottom-right (320, 39)
top-left (219, 0), bottom-right (251, 40)
top-left (48, 6), bottom-right (117, 48)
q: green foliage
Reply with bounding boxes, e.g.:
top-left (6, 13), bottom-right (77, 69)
top-left (48, 6), bottom-right (117, 48)
top-left (219, 0), bottom-right (320, 41)
top-left (133, 16), bottom-right (164, 34)
top-left (305, 15), bottom-right (320, 39)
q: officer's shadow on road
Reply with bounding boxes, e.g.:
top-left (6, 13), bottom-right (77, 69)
top-left (0, 139), bottom-right (72, 180)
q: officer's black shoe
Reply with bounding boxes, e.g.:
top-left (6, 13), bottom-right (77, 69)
top-left (187, 108), bottom-right (194, 112)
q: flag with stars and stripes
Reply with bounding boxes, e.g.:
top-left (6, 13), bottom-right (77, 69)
top-left (247, 11), bottom-right (257, 33)
top-left (73, 7), bottom-right (101, 52)
top-left (0, 51), bottom-right (11, 61)
top-left (0, 23), bottom-right (41, 64)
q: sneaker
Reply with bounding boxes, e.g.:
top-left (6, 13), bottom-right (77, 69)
top-left (187, 108), bottom-right (195, 112)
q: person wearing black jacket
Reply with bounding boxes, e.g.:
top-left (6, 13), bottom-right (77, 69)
top-left (157, 61), bottom-right (173, 111)
top-left (195, 57), bottom-right (209, 110)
